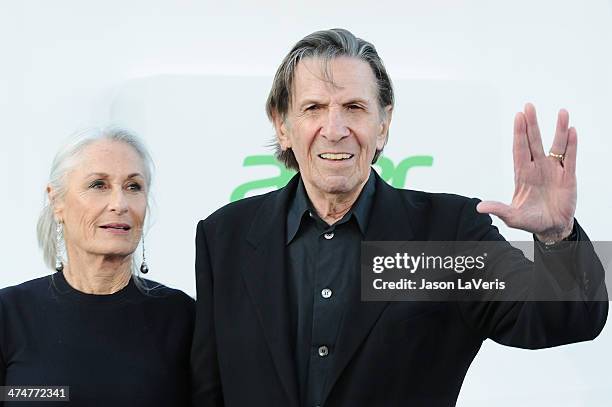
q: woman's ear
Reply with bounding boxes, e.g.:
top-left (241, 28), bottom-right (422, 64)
top-left (47, 185), bottom-right (64, 222)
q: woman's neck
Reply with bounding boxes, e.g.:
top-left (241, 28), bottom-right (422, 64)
top-left (62, 248), bottom-right (132, 295)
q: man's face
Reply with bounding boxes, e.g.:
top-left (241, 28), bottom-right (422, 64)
top-left (275, 56), bottom-right (392, 196)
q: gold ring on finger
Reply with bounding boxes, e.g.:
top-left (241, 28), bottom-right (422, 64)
top-left (548, 151), bottom-right (565, 162)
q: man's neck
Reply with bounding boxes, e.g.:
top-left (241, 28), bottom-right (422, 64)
top-left (303, 176), bottom-right (369, 225)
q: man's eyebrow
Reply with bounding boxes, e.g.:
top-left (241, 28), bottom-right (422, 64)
top-left (297, 97), bottom-right (371, 106)
top-left (343, 98), bottom-right (370, 105)
top-left (298, 98), bottom-right (325, 106)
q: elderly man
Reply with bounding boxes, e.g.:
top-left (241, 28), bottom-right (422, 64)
top-left (191, 28), bottom-right (607, 407)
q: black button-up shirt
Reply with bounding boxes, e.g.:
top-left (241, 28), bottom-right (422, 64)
top-left (286, 171), bottom-right (375, 407)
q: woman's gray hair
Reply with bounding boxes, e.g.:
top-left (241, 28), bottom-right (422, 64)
top-left (266, 28), bottom-right (395, 171)
top-left (37, 127), bottom-right (154, 278)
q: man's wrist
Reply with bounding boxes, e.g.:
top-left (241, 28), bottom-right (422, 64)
top-left (534, 219), bottom-right (576, 246)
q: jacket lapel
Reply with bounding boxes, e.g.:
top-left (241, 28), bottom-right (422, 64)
top-left (321, 172), bottom-right (422, 403)
top-left (242, 174), bottom-right (301, 407)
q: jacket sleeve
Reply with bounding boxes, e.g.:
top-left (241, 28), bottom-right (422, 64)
top-left (0, 294), bottom-right (6, 388)
top-left (456, 198), bottom-right (608, 349)
top-left (191, 220), bottom-right (224, 406)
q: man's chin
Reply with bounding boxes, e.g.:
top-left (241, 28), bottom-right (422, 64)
top-left (313, 176), bottom-right (362, 196)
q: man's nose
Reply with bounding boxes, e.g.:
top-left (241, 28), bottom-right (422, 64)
top-left (320, 108), bottom-right (350, 142)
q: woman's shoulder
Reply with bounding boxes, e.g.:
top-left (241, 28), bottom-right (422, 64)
top-left (135, 278), bottom-right (195, 308)
top-left (0, 275), bottom-right (54, 302)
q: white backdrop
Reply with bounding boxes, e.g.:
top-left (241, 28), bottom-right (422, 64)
top-left (2, 1), bottom-right (611, 405)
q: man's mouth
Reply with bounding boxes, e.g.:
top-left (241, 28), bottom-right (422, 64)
top-left (100, 224), bottom-right (131, 231)
top-left (318, 153), bottom-right (354, 161)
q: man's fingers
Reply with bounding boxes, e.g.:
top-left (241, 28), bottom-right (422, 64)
top-left (564, 126), bottom-right (578, 175)
top-left (513, 112), bottom-right (530, 168)
top-left (476, 201), bottom-right (513, 224)
top-left (550, 108), bottom-right (569, 157)
top-left (524, 103), bottom-right (546, 161)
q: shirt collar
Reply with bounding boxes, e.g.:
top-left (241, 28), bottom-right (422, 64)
top-left (286, 169), bottom-right (376, 244)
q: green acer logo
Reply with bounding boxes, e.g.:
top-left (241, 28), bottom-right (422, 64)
top-left (230, 154), bottom-right (433, 202)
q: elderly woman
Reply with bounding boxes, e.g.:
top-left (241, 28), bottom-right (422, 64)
top-left (0, 128), bottom-right (194, 406)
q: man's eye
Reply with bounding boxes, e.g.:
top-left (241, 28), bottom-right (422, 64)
top-left (305, 105), bottom-right (320, 111)
top-left (347, 104), bottom-right (362, 111)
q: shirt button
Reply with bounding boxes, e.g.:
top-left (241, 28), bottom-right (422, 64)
top-left (324, 232), bottom-right (334, 240)
top-left (318, 345), bottom-right (329, 357)
top-left (321, 288), bottom-right (332, 299)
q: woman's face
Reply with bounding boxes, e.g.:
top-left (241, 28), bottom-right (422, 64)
top-left (52, 140), bottom-right (147, 261)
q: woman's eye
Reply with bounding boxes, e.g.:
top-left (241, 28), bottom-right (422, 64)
top-left (127, 183), bottom-right (142, 191)
top-left (89, 180), bottom-right (106, 189)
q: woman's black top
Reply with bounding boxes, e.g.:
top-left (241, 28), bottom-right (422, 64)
top-left (0, 272), bottom-right (194, 406)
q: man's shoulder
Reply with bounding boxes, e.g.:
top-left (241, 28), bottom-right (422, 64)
top-left (199, 189), bottom-right (280, 230)
top-left (391, 186), bottom-right (479, 213)
top-left (386, 185), bottom-right (494, 240)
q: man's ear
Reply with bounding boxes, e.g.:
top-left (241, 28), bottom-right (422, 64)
top-left (47, 185), bottom-right (64, 222)
top-left (272, 111), bottom-right (291, 150)
top-left (376, 105), bottom-right (393, 150)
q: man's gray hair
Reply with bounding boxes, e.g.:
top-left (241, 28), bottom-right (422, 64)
top-left (37, 127), bottom-right (154, 277)
top-left (266, 28), bottom-right (394, 171)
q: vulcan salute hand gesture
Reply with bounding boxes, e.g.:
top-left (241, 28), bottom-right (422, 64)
top-left (477, 103), bottom-right (577, 243)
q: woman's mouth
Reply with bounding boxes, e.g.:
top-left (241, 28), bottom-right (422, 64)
top-left (99, 223), bottom-right (131, 234)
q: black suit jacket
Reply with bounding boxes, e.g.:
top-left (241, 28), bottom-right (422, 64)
top-left (191, 172), bottom-right (608, 407)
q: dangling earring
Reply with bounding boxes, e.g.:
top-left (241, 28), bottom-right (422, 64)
top-left (140, 233), bottom-right (149, 274)
top-left (55, 222), bottom-right (64, 272)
